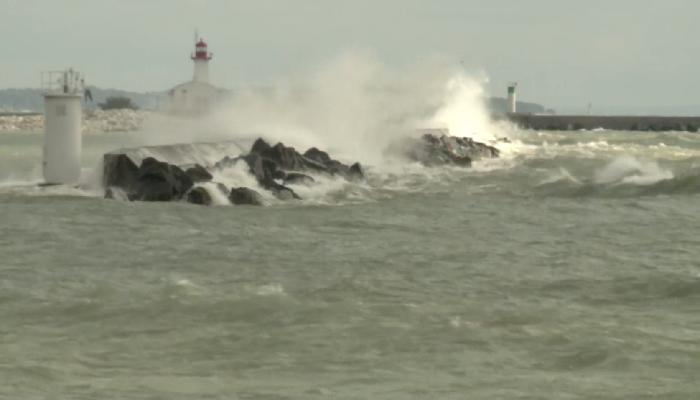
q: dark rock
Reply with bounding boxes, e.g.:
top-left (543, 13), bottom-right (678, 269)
top-left (250, 154), bottom-right (283, 184)
top-left (283, 172), bottom-right (316, 186)
top-left (129, 157), bottom-right (194, 202)
top-left (348, 162), bottom-right (364, 180)
top-left (402, 133), bottom-right (500, 167)
top-left (265, 181), bottom-right (301, 200)
top-left (249, 138), bottom-right (272, 155)
top-left (257, 141), bottom-right (329, 174)
top-left (185, 164), bottom-right (213, 183)
top-left (186, 187), bottom-right (213, 206)
top-left (303, 147), bottom-right (333, 165)
top-left (210, 137), bottom-right (367, 201)
top-left (302, 147), bottom-right (365, 180)
top-left (103, 153), bottom-right (139, 193)
top-left (258, 142), bottom-right (303, 171)
top-left (229, 187), bottom-right (264, 206)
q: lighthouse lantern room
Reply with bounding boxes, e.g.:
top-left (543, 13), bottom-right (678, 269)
top-left (191, 38), bottom-right (213, 83)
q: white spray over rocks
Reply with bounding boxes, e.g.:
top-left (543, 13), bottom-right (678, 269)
top-left (140, 48), bottom-right (512, 168)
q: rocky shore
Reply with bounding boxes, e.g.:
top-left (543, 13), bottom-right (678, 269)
top-left (0, 109), bottom-right (150, 133)
top-left (102, 133), bottom-right (501, 206)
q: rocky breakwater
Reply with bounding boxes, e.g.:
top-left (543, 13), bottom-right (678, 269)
top-left (0, 109), bottom-right (150, 132)
top-left (102, 137), bottom-right (366, 206)
top-left (101, 132), bottom-right (501, 207)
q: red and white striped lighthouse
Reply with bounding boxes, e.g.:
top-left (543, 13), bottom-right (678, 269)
top-left (191, 38), bottom-right (213, 83)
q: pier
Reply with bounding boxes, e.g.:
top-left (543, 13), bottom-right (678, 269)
top-left (500, 113), bottom-right (700, 132)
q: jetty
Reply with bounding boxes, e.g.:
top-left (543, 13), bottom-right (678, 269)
top-left (501, 113), bottom-right (700, 132)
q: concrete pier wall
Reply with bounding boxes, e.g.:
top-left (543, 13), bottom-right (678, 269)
top-left (502, 114), bottom-right (700, 132)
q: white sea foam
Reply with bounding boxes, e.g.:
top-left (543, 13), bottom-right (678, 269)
top-left (594, 155), bottom-right (674, 186)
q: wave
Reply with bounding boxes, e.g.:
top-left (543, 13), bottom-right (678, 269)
top-left (534, 155), bottom-right (700, 198)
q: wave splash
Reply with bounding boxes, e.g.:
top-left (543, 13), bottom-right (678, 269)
top-left (535, 154), bottom-right (700, 198)
top-left (594, 155), bottom-right (674, 186)
top-left (142, 48), bottom-right (510, 164)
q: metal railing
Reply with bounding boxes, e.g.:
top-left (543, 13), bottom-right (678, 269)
top-left (41, 69), bottom-right (85, 95)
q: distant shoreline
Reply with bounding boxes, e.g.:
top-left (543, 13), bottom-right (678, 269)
top-left (0, 109), bottom-right (151, 133)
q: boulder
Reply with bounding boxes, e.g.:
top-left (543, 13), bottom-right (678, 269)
top-left (229, 187), bottom-right (264, 206)
top-left (251, 139), bottom-right (327, 174)
top-left (283, 172), bottom-right (316, 186)
top-left (185, 164), bottom-right (213, 183)
top-left (401, 133), bottom-right (500, 167)
top-left (128, 157), bottom-right (194, 202)
top-left (348, 162), bottom-right (365, 180)
top-left (303, 147), bottom-right (332, 165)
top-left (186, 187), bottom-right (212, 206)
top-left (302, 147), bottom-right (365, 180)
top-left (209, 137), bottom-right (367, 201)
top-left (217, 153), bottom-right (300, 200)
top-left (266, 181), bottom-right (301, 200)
top-left (103, 153), bottom-right (139, 193)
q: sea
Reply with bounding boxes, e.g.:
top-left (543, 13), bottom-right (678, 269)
top-left (0, 121), bottom-right (699, 399)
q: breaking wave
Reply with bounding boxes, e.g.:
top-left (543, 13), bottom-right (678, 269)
top-left (534, 155), bottom-right (700, 198)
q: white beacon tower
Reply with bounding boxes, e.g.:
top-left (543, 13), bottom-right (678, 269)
top-left (41, 68), bottom-right (85, 185)
top-left (507, 82), bottom-right (517, 114)
top-left (191, 37), bottom-right (213, 83)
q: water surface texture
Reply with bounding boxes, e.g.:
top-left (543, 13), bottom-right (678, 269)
top-left (1, 129), bottom-right (698, 399)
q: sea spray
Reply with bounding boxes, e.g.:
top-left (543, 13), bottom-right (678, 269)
top-left (140, 48), bottom-right (505, 168)
top-left (594, 155), bottom-right (674, 186)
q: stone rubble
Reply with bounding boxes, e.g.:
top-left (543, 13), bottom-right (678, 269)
top-left (0, 109), bottom-right (151, 133)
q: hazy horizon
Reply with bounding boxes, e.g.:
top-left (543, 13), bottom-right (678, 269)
top-left (2, 0), bottom-right (699, 112)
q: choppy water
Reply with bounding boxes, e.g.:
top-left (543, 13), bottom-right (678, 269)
top-left (0, 128), bottom-right (699, 399)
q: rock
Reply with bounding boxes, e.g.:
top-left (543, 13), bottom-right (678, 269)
top-left (249, 137), bottom-right (272, 154)
top-left (303, 147), bottom-right (332, 165)
top-left (266, 181), bottom-right (301, 200)
top-left (401, 133), bottom-right (500, 167)
top-left (220, 153), bottom-right (300, 200)
top-left (229, 187), bottom-right (264, 206)
top-left (252, 139), bottom-right (326, 173)
top-left (185, 164), bottom-right (213, 183)
top-left (209, 137), bottom-right (366, 202)
top-left (302, 147), bottom-right (365, 180)
top-left (103, 153), bottom-right (140, 193)
top-left (186, 187), bottom-right (212, 206)
top-left (283, 172), bottom-right (316, 186)
top-left (129, 157), bottom-right (194, 202)
top-left (348, 162), bottom-right (365, 180)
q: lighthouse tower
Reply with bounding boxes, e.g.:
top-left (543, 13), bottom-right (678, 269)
top-left (191, 38), bottom-right (213, 83)
top-left (158, 34), bottom-right (219, 116)
top-left (40, 68), bottom-right (85, 185)
top-left (507, 82), bottom-right (517, 114)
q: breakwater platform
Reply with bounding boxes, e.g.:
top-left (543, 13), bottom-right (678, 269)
top-left (500, 113), bottom-right (700, 132)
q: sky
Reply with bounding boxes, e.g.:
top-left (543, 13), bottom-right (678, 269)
top-left (1, 0), bottom-right (699, 111)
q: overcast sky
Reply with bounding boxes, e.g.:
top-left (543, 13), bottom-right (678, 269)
top-left (1, 0), bottom-right (698, 110)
